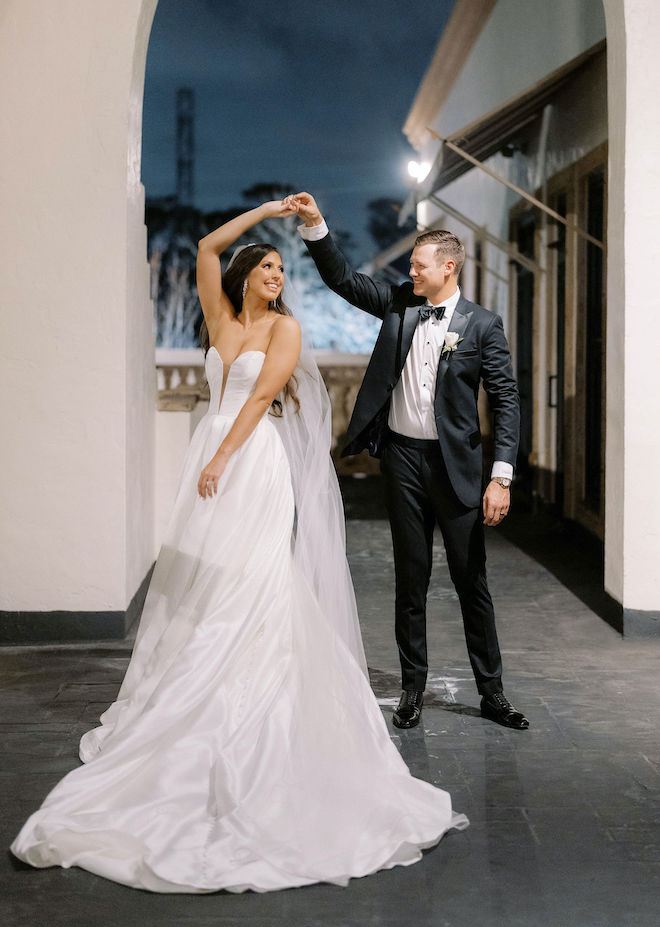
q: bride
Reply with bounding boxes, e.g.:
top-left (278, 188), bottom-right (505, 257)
top-left (11, 200), bottom-right (468, 893)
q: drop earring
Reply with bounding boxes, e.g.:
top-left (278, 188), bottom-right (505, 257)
top-left (242, 280), bottom-right (248, 300)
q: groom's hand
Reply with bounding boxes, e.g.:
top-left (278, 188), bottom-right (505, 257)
top-left (483, 481), bottom-right (510, 526)
top-left (290, 191), bottom-right (324, 227)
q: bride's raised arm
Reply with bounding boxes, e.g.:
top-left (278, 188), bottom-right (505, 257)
top-left (196, 200), bottom-right (297, 331)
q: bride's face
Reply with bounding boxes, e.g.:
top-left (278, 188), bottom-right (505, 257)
top-left (247, 251), bottom-right (284, 302)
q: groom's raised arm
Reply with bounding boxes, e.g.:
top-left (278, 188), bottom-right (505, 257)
top-left (291, 192), bottom-right (393, 321)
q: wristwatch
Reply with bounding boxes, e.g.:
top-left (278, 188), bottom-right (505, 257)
top-left (491, 477), bottom-right (511, 489)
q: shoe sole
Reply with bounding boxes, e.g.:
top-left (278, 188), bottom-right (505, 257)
top-left (392, 713), bottom-right (422, 730)
top-left (480, 706), bottom-right (529, 730)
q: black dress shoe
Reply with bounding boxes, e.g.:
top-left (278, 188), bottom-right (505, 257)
top-left (392, 690), bottom-right (424, 729)
top-left (480, 692), bottom-right (529, 730)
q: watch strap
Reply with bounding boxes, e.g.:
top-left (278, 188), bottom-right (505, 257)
top-left (491, 476), bottom-right (511, 488)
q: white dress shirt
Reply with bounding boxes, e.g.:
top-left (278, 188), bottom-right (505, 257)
top-left (389, 287), bottom-right (461, 439)
top-left (298, 220), bottom-right (513, 481)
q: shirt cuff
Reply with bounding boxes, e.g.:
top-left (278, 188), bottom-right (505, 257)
top-left (298, 219), bottom-right (329, 241)
top-left (491, 461), bottom-right (514, 481)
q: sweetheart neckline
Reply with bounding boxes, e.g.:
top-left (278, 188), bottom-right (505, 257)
top-left (207, 346), bottom-right (266, 369)
top-left (207, 346), bottom-right (266, 414)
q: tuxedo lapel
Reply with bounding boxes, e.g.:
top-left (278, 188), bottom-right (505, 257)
top-left (435, 297), bottom-right (473, 394)
top-left (395, 303), bottom-right (421, 378)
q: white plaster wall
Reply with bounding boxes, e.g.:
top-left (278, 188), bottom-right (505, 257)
top-left (602, 0), bottom-right (626, 605)
top-left (603, 0), bottom-right (660, 613)
top-left (154, 402), bottom-right (208, 554)
top-left (126, 0), bottom-right (160, 605)
top-left (0, 0), bottom-right (158, 613)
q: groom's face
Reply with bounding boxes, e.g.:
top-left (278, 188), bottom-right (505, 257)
top-left (409, 244), bottom-right (454, 299)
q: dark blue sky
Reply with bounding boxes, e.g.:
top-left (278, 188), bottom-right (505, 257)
top-left (142, 0), bottom-right (455, 261)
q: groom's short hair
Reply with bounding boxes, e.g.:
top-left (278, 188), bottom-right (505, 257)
top-left (414, 229), bottom-right (465, 277)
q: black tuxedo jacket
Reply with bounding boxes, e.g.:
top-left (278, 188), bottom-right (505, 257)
top-left (304, 231), bottom-right (520, 509)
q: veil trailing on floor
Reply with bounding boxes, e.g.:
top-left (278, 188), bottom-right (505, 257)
top-left (228, 245), bottom-right (368, 678)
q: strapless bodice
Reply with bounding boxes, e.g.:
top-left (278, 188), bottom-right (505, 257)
top-left (205, 347), bottom-right (266, 418)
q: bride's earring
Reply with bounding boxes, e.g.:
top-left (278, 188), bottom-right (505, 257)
top-left (242, 280), bottom-right (248, 300)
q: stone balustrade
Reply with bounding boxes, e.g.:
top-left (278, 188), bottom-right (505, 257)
top-left (156, 348), bottom-right (208, 411)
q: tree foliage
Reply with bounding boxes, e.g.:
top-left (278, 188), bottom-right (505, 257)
top-left (147, 199), bottom-right (202, 348)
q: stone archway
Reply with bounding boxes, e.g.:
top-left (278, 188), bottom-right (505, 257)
top-left (0, 0), bottom-right (158, 641)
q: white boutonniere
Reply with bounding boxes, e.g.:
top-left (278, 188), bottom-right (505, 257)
top-left (441, 332), bottom-right (463, 356)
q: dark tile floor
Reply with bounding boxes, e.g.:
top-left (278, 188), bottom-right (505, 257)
top-left (2, 489), bottom-right (660, 926)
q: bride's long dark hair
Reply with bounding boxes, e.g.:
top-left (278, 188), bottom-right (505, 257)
top-left (199, 242), bottom-right (299, 415)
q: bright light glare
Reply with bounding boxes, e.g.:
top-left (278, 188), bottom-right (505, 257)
top-left (407, 160), bottom-right (431, 182)
top-left (417, 161), bottom-right (431, 181)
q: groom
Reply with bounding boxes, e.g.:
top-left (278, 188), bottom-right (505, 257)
top-left (291, 192), bottom-right (528, 731)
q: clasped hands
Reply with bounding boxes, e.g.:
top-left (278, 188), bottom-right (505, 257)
top-left (260, 193), bottom-right (322, 226)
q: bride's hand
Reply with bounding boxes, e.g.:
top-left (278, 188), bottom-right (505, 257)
top-left (197, 454), bottom-right (228, 499)
top-left (260, 199), bottom-right (298, 219)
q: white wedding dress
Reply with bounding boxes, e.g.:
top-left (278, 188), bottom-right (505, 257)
top-left (11, 348), bottom-right (467, 893)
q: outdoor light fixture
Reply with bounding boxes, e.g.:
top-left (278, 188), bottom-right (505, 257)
top-left (407, 160), bottom-right (431, 182)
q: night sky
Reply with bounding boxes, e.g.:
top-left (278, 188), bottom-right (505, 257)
top-left (142, 0), bottom-right (455, 262)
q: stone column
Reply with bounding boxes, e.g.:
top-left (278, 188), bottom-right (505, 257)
top-left (0, 0), bottom-right (158, 641)
top-left (603, 0), bottom-right (660, 633)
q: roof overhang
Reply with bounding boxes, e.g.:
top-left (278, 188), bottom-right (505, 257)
top-left (410, 39), bottom-right (606, 212)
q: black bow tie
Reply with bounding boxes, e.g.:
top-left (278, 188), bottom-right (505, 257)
top-left (418, 304), bottom-right (446, 322)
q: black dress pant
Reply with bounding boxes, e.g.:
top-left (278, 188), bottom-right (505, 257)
top-left (380, 431), bottom-right (503, 696)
